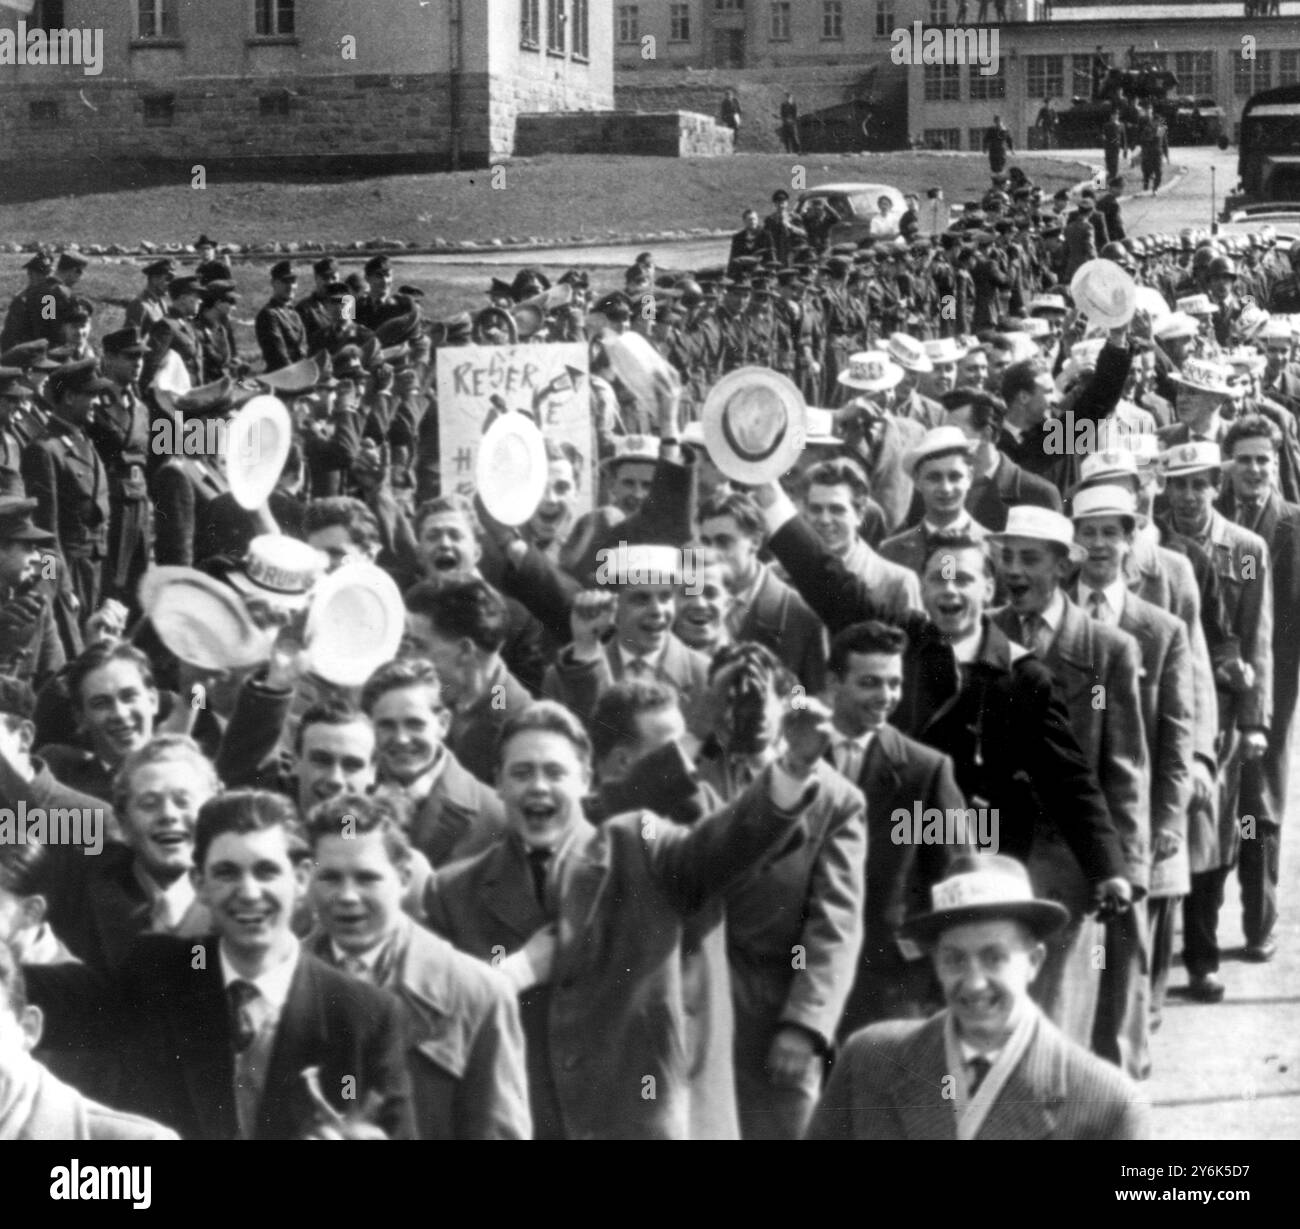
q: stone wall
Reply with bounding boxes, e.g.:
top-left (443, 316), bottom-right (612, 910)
top-left (513, 110), bottom-right (733, 158)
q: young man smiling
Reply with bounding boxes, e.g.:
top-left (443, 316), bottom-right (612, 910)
top-left (808, 855), bottom-right (1147, 1140)
top-left (25, 790), bottom-right (415, 1139)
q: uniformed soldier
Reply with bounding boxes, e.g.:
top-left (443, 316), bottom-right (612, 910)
top-left (297, 257), bottom-right (340, 355)
top-left (317, 281), bottom-right (375, 355)
top-left (194, 234), bottom-right (231, 285)
top-left (0, 341), bottom-right (57, 449)
top-left (20, 360), bottom-right (114, 641)
top-left (124, 258), bottom-right (175, 334)
top-left (193, 282), bottom-right (244, 382)
top-left (54, 298), bottom-right (97, 365)
top-left (255, 259), bottom-right (308, 372)
top-left (0, 253), bottom-right (54, 353)
top-left (0, 367), bottom-right (30, 497)
top-left (23, 253), bottom-right (86, 348)
top-left (0, 495), bottom-right (64, 686)
top-left (355, 256), bottom-right (415, 332)
top-left (145, 274), bottom-right (204, 388)
top-left (91, 328), bottom-right (155, 608)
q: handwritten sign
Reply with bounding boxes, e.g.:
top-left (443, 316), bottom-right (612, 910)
top-left (436, 343), bottom-right (593, 516)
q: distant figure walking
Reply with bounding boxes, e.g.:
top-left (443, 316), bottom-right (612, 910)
top-left (983, 115), bottom-right (1014, 175)
top-left (721, 88), bottom-right (742, 152)
top-left (779, 92), bottom-right (801, 155)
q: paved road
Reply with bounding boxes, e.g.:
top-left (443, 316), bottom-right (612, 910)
top-left (395, 144), bottom-right (1300, 1139)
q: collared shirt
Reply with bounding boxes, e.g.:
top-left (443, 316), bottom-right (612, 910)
top-left (397, 743), bottom-right (451, 805)
top-left (922, 513), bottom-right (974, 538)
top-left (727, 564), bottom-right (766, 633)
top-left (831, 727), bottom-right (874, 781)
top-left (328, 936), bottom-right (393, 984)
top-left (950, 628), bottom-right (983, 665)
top-left (1003, 421), bottom-right (1024, 444)
top-left (132, 861), bottom-right (197, 932)
top-left (1079, 576), bottom-right (1127, 625)
top-left (219, 940), bottom-right (300, 1020)
top-left (617, 640), bottom-right (667, 677)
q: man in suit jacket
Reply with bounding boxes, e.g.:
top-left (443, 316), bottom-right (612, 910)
top-left (426, 697), bottom-right (835, 1140)
top-left (697, 491), bottom-right (827, 692)
top-left (304, 795), bottom-right (530, 1139)
top-left (0, 944), bottom-right (179, 1141)
top-left (1062, 205), bottom-right (1099, 281)
top-left (825, 620), bottom-right (967, 1033)
top-left (587, 680), bottom-right (739, 1140)
top-left (1070, 486), bottom-right (1194, 1079)
top-left (694, 644), bottom-right (866, 1139)
top-left (800, 457), bottom-right (922, 614)
top-left (543, 544), bottom-right (710, 736)
top-left (26, 791), bottom-right (415, 1140)
top-left (1162, 441), bottom-right (1272, 1001)
top-left (882, 425), bottom-right (992, 577)
top-left (1219, 417), bottom-right (1300, 964)
top-left (808, 855), bottom-right (1148, 1140)
top-left (754, 485), bottom-right (1133, 932)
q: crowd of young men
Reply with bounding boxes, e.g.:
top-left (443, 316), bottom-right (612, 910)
top-left (0, 167), bottom-right (1295, 1139)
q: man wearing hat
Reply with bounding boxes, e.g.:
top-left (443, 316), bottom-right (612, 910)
top-left (20, 254), bottom-right (87, 350)
top-left (0, 343), bottom-right (57, 450)
top-left (808, 853), bottom-right (1148, 1140)
top-left (763, 191), bottom-right (808, 268)
top-left (1160, 440), bottom-right (1273, 1002)
top-left (1157, 357), bottom-right (1235, 450)
top-left (124, 259), bottom-right (174, 335)
top-left (886, 334), bottom-right (943, 429)
top-left (1217, 415), bottom-right (1300, 967)
top-left (296, 257), bottom-right (340, 355)
top-left (145, 274), bottom-right (204, 387)
top-left (255, 261), bottom-right (308, 372)
top-left (1070, 483), bottom-right (1194, 1076)
top-left (0, 368), bottom-right (31, 498)
top-left (0, 497), bottom-right (63, 684)
top-left (356, 256), bottom-right (414, 333)
top-left (0, 254), bottom-right (53, 354)
top-left (987, 506), bottom-right (1148, 1049)
top-left (194, 283), bottom-right (244, 383)
top-left (90, 329), bottom-right (154, 607)
top-left (21, 361), bottom-right (115, 636)
top-left (1062, 203), bottom-right (1098, 283)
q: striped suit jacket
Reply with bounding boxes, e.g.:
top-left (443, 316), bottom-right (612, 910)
top-left (807, 1008), bottom-right (1148, 1140)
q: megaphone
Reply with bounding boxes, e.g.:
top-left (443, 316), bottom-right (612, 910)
top-left (225, 394), bottom-right (292, 511)
top-left (152, 350), bottom-right (191, 412)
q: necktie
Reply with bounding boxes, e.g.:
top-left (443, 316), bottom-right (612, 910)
top-left (625, 657), bottom-right (650, 679)
top-left (150, 893), bottom-right (177, 932)
top-left (339, 954), bottom-right (370, 982)
top-left (967, 1055), bottom-right (992, 1097)
top-left (526, 848), bottom-right (553, 905)
top-left (1020, 613), bottom-right (1044, 654)
top-left (228, 980), bottom-right (259, 1054)
top-left (836, 739), bottom-right (863, 783)
top-left (1087, 590), bottom-right (1109, 624)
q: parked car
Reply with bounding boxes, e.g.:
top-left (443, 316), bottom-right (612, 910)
top-left (796, 182), bottom-right (908, 243)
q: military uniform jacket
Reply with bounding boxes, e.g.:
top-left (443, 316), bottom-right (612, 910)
top-left (21, 417), bottom-right (110, 559)
top-left (123, 292), bottom-right (169, 335)
top-left (255, 298), bottom-right (308, 372)
top-left (87, 383), bottom-right (151, 497)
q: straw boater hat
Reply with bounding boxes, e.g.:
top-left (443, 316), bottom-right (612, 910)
top-left (601, 434), bottom-right (660, 474)
top-left (1070, 258), bottom-right (1137, 330)
top-left (902, 425), bottom-right (978, 479)
top-left (1069, 482), bottom-right (1146, 531)
top-left (477, 412), bottom-right (549, 526)
top-left (886, 332), bottom-right (932, 374)
top-left (1176, 293), bottom-right (1215, 317)
top-left (923, 336), bottom-right (968, 366)
top-left (1168, 358), bottom-right (1236, 398)
top-left (1152, 312), bottom-right (1199, 342)
top-left (838, 350), bottom-right (904, 392)
top-left (990, 505), bottom-right (1087, 564)
top-left (1160, 440), bottom-right (1223, 479)
top-left (227, 534), bottom-right (327, 610)
top-left (901, 853), bottom-right (1069, 943)
top-left (1028, 293), bottom-right (1069, 317)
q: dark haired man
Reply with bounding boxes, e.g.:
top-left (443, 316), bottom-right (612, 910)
top-left (305, 794), bottom-right (530, 1139)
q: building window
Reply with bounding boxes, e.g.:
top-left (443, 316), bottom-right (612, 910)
top-left (924, 63), bottom-right (960, 101)
top-left (617, 5), bottom-right (639, 43)
top-left (30, 0), bottom-right (66, 30)
top-left (547, 0), bottom-right (566, 52)
top-left (1026, 54), bottom-right (1064, 100)
top-left (1279, 50), bottom-right (1300, 87)
top-left (875, 2), bottom-right (895, 38)
top-left (769, 1), bottom-right (791, 39)
top-left (1174, 51), bottom-right (1213, 96)
top-left (923, 128), bottom-right (961, 150)
top-left (143, 94), bottom-right (175, 126)
top-left (571, 0), bottom-right (589, 58)
top-left (1070, 55), bottom-right (1093, 100)
top-left (28, 100), bottom-right (63, 127)
top-left (714, 0), bottom-right (744, 9)
top-left (254, 0), bottom-right (295, 37)
top-left (670, 2), bottom-right (691, 42)
top-left (521, 0), bottom-right (540, 47)
top-left (928, 0), bottom-right (948, 24)
top-left (1140, 52), bottom-right (1167, 72)
top-left (1234, 51), bottom-right (1271, 96)
top-left (822, 0), bottom-right (843, 39)
top-left (136, 0), bottom-right (178, 39)
top-left (969, 67), bottom-right (1006, 100)
top-left (259, 91), bottom-right (291, 119)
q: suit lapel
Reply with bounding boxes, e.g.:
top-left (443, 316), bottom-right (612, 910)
top-left (481, 840), bottom-right (549, 945)
top-left (258, 956), bottom-right (321, 1140)
top-left (171, 944), bottom-right (239, 1140)
top-left (976, 1015), bottom-right (1065, 1140)
top-left (894, 1017), bottom-right (958, 1141)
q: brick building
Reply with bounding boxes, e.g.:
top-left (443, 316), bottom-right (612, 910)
top-left (612, 1), bottom-right (1300, 151)
top-left (0, 0), bottom-right (613, 175)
